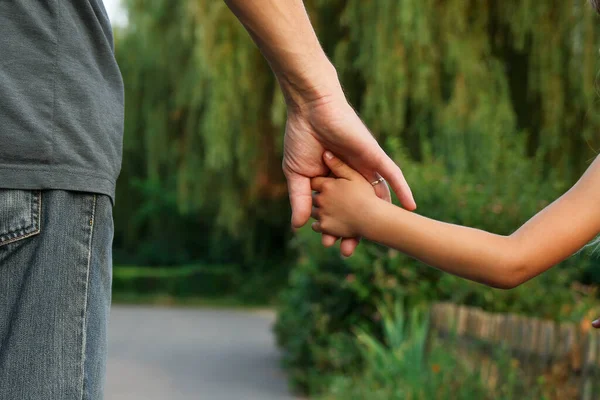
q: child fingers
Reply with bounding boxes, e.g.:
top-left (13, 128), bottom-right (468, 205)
top-left (312, 192), bottom-right (322, 207)
top-left (323, 151), bottom-right (362, 180)
top-left (311, 177), bottom-right (334, 192)
top-left (311, 221), bottom-right (322, 233)
top-left (322, 233), bottom-right (338, 248)
top-left (340, 237), bottom-right (360, 257)
top-left (311, 206), bottom-right (320, 220)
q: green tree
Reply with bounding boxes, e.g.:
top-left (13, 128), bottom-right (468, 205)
top-left (113, 0), bottom-right (600, 286)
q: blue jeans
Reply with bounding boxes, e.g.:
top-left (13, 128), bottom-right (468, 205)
top-left (0, 190), bottom-right (113, 399)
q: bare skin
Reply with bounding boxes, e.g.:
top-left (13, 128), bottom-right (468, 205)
top-left (311, 152), bottom-right (600, 327)
top-left (224, 0), bottom-right (416, 256)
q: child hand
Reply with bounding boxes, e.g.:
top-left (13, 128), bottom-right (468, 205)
top-left (311, 152), bottom-right (382, 239)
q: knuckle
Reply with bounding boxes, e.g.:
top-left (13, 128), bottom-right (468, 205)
top-left (320, 219), bottom-right (331, 231)
top-left (320, 221), bottom-right (328, 231)
top-left (283, 166), bottom-right (293, 179)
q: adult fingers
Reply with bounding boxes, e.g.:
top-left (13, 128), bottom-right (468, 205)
top-left (374, 151), bottom-right (416, 210)
top-left (357, 170), bottom-right (391, 203)
top-left (373, 177), bottom-right (392, 203)
top-left (335, 114), bottom-right (416, 209)
top-left (285, 170), bottom-right (312, 229)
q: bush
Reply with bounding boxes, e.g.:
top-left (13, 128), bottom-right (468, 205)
top-left (112, 259), bottom-right (292, 304)
top-left (275, 160), bottom-right (596, 394)
top-left (112, 264), bottom-right (241, 298)
top-left (320, 302), bottom-right (548, 400)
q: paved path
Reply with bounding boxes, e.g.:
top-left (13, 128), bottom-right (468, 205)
top-left (105, 306), bottom-right (299, 400)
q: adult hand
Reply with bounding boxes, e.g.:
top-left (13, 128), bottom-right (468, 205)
top-left (223, 0), bottom-right (415, 257)
top-left (283, 89), bottom-right (416, 257)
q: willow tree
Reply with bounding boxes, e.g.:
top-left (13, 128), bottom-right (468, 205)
top-left (329, 0), bottom-right (600, 176)
top-left (114, 0), bottom-right (600, 264)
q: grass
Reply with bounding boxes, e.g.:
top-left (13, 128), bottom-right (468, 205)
top-left (111, 264), bottom-right (283, 307)
top-left (111, 292), bottom-right (274, 309)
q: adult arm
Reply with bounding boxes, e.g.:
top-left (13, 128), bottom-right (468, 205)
top-left (223, 0), bottom-right (338, 107)
top-left (224, 0), bottom-right (416, 256)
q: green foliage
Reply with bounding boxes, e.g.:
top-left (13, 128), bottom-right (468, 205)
top-left (112, 263), bottom-right (285, 303)
top-left (113, 1), bottom-right (600, 394)
top-left (113, 264), bottom-right (240, 298)
top-left (113, 0), bottom-right (292, 283)
top-left (319, 302), bottom-right (548, 400)
top-left (275, 157), bottom-right (596, 393)
top-left (113, 0), bottom-right (600, 287)
top-left (333, 0), bottom-right (600, 179)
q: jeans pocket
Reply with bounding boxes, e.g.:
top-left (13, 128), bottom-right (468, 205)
top-left (0, 190), bottom-right (42, 247)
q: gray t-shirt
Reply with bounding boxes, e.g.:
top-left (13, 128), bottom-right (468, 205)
top-left (0, 0), bottom-right (124, 203)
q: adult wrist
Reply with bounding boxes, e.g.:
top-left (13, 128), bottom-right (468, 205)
top-left (276, 57), bottom-right (344, 109)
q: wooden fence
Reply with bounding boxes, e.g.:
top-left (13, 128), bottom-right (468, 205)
top-left (428, 302), bottom-right (600, 400)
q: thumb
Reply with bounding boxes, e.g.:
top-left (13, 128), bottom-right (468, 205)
top-left (285, 171), bottom-right (312, 229)
top-left (323, 151), bottom-right (360, 180)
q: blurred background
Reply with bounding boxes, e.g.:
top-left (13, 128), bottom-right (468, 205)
top-left (105, 1), bottom-right (600, 399)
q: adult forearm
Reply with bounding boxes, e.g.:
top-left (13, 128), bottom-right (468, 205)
top-left (362, 201), bottom-right (521, 289)
top-left (224, 0), bottom-right (342, 106)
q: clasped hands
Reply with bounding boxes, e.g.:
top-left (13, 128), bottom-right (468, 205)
top-left (310, 151), bottom-right (386, 244)
top-left (282, 93), bottom-right (415, 257)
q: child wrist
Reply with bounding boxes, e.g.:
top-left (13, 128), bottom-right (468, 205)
top-left (355, 198), bottom-right (383, 238)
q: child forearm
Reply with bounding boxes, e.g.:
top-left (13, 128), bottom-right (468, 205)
top-left (313, 153), bottom-right (600, 287)
top-left (362, 200), bottom-right (522, 289)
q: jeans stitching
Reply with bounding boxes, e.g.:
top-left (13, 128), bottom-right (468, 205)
top-left (0, 191), bottom-right (42, 246)
top-left (79, 194), bottom-right (97, 400)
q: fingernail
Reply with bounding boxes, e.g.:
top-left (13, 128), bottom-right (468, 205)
top-left (324, 151), bottom-right (333, 160)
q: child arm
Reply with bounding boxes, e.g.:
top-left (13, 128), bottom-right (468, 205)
top-left (312, 154), bottom-right (600, 289)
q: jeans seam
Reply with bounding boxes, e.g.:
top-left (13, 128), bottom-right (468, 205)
top-left (0, 191), bottom-right (42, 246)
top-left (80, 194), bottom-right (97, 400)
